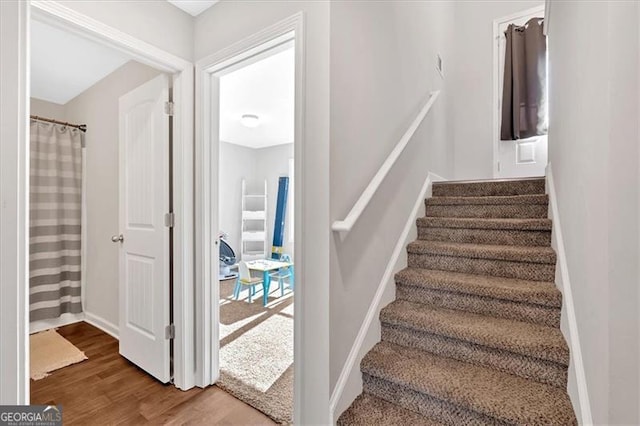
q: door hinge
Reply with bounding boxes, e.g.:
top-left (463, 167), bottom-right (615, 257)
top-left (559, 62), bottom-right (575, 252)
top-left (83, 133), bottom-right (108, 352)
top-left (165, 324), bottom-right (175, 339)
top-left (164, 212), bottom-right (175, 228)
top-left (164, 101), bottom-right (174, 116)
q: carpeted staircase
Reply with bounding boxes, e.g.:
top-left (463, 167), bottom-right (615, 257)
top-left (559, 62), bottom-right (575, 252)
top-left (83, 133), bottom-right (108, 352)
top-left (338, 177), bottom-right (577, 426)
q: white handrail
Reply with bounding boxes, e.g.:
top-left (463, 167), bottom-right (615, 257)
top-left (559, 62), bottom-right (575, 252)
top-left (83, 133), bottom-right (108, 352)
top-left (332, 90), bottom-right (441, 235)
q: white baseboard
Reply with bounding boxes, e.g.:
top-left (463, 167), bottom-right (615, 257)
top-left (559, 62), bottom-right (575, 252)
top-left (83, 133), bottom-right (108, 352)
top-left (30, 310), bottom-right (119, 341)
top-left (84, 311), bottom-right (119, 340)
top-left (328, 172), bottom-right (446, 423)
top-left (546, 164), bottom-right (593, 425)
top-left (30, 312), bottom-right (85, 334)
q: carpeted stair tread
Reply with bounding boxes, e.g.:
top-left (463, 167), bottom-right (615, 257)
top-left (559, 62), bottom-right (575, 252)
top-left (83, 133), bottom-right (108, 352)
top-left (362, 341), bottom-right (577, 425)
top-left (381, 322), bottom-right (568, 388)
top-left (432, 178), bottom-right (545, 197)
top-left (417, 216), bottom-right (552, 231)
top-left (381, 300), bottom-right (568, 364)
top-left (407, 240), bottom-right (556, 264)
top-left (395, 284), bottom-right (560, 328)
top-left (418, 223), bottom-right (551, 246)
top-left (425, 204), bottom-right (548, 219)
top-left (395, 268), bottom-right (561, 307)
top-left (337, 393), bottom-right (445, 426)
top-left (408, 249), bottom-right (555, 282)
top-left (426, 194), bottom-right (548, 206)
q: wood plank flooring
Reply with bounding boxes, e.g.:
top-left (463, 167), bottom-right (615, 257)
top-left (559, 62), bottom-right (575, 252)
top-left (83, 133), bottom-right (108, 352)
top-left (30, 322), bottom-right (276, 425)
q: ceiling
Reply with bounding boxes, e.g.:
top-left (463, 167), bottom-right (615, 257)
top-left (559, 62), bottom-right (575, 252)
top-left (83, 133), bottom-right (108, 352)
top-left (31, 10), bottom-right (294, 148)
top-left (166, 0), bottom-right (218, 16)
top-left (31, 20), bottom-right (132, 105)
top-left (219, 46), bottom-right (295, 149)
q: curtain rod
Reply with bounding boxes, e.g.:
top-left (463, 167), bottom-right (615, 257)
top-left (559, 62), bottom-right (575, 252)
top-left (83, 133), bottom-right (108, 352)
top-left (30, 115), bottom-right (87, 133)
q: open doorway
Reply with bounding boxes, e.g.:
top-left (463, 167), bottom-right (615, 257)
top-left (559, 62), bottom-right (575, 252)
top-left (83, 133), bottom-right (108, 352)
top-left (22, 5), bottom-right (227, 421)
top-left (215, 41), bottom-right (295, 423)
top-left (28, 13), bottom-right (174, 396)
top-left (195, 13), bottom-right (311, 422)
top-left (493, 5), bottom-right (547, 178)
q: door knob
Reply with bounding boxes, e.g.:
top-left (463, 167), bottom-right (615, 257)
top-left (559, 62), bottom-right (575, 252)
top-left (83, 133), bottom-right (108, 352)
top-left (111, 234), bottom-right (124, 243)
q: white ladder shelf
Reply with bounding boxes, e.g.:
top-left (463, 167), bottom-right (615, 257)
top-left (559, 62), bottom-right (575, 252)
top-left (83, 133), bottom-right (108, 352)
top-left (241, 179), bottom-right (267, 261)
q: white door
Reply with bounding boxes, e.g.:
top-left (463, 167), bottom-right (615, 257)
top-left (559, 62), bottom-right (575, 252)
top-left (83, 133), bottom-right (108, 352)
top-left (495, 9), bottom-right (547, 178)
top-left (117, 74), bottom-right (171, 383)
top-left (497, 136), bottom-right (548, 178)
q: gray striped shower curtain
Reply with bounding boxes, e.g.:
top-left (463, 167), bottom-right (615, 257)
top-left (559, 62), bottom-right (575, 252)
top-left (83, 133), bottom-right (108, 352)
top-left (30, 121), bottom-right (83, 322)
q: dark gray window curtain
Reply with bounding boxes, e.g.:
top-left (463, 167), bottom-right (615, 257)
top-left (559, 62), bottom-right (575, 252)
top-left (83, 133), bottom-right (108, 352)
top-left (500, 17), bottom-right (547, 140)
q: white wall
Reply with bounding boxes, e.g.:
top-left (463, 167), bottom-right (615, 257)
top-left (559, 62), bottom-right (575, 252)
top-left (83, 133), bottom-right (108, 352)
top-left (219, 142), bottom-right (294, 260)
top-left (30, 98), bottom-right (66, 119)
top-left (219, 141), bottom-right (259, 256)
top-left (606, 5), bottom-right (639, 423)
top-left (451, 1), bottom-right (544, 180)
top-left (329, 0), bottom-right (454, 395)
top-left (548, 2), bottom-right (640, 424)
top-left (56, 0), bottom-right (193, 61)
top-left (195, 3), bottom-right (330, 423)
top-left (63, 61), bottom-right (161, 329)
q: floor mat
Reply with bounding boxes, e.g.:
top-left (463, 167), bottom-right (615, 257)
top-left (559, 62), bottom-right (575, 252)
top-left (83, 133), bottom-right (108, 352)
top-left (30, 328), bottom-right (88, 380)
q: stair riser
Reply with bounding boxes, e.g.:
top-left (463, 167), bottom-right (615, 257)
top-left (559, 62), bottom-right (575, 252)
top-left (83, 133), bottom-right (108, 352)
top-left (396, 284), bottom-right (560, 327)
top-left (408, 253), bottom-right (556, 282)
top-left (418, 226), bottom-right (551, 246)
top-left (362, 374), bottom-right (507, 426)
top-left (432, 180), bottom-right (545, 197)
top-left (381, 324), bottom-right (568, 388)
top-left (425, 204), bottom-right (548, 219)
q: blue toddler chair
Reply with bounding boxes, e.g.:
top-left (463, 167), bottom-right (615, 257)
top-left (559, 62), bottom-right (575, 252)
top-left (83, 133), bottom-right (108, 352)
top-left (270, 254), bottom-right (294, 297)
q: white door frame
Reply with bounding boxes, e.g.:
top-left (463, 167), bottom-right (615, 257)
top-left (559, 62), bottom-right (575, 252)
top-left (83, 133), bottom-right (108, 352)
top-left (195, 13), bottom-right (306, 422)
top-left (0, 0), bottom-right (29, 405)
top-left (492, 5), bottom-right (546, 178)
top-left (4, 0), bottom-right (196, 402)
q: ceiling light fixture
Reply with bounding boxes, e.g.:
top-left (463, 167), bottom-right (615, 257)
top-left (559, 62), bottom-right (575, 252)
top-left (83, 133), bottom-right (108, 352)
top-left (240, 114), bottom-right (260, 128)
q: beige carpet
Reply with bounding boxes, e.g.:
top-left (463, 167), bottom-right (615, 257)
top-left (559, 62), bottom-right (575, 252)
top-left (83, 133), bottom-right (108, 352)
top-left (30, 328), bottom-right (87, 380)
top-left (339, 178), bottom-right (577, 425)
top-left (218, 278), bottom-right (293, 424)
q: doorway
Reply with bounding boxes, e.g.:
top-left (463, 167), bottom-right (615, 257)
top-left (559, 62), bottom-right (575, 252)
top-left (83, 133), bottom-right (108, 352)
top-left (215, 41), bottom-right (295, 423)
top-left (19, 1), bottom-right (196, 405)
top-left (195, 15), bottom-right (306, 423)
top-left (28, 13), bottom-right (173, 390)
top-left (493, 5), bottom-right (547, 178)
